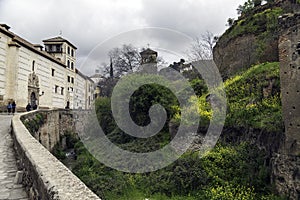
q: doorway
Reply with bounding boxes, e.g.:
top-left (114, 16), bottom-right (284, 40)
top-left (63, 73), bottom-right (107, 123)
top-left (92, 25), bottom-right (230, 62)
top-left (31, 92), bottom-right (37, 108)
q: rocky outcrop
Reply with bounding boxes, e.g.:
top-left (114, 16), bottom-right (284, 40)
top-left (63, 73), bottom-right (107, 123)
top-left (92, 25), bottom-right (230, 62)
top-left (210, 8), bottom-right (300, 199)
top-left (221, 127), bottom-right (284, 157)
top-left (272, 154), bottom-right (300, 200)
top-left (213, 0), bottom-right (300, 79)
top-left (213, 34), bottom-right (278, 79)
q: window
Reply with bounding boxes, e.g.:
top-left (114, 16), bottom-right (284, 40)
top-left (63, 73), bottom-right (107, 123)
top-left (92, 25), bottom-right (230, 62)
top-left (71, 49), bottom-right (74, 57)
top-left (71, 77), bottom-right (74, 84)
top-left (46, 45), bottom-right (52, 52)
top-left (56, 44), bottom-right (61, 52)
top-left (67, 76), bottom-right (70, 82)
top-left (67, 46), bottom-right (70, 55)
top-left (71, 62), bottom-right (74, 70)
top-left (51, 68), bottom-right (55, 76)
top-left (61, 87), bottom-right (64, 95)
top-left (55, 85), bottom-right (59, 93)
top-left (32, 60), bottom-right (35, 71)
top-left (67, 60), bottom-right (70, 68)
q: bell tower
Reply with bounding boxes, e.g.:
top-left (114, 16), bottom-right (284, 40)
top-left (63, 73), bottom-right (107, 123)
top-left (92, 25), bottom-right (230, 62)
top-left (43, 36), bottom-right (77, 71)
top-left (139, 48), bottom-right (158, 73)
top-left (140, 48), bottom-right (158, 64)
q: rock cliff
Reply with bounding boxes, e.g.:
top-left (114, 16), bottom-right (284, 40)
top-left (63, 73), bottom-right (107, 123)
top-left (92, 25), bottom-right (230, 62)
top-left (213, 0), bottom-right (300, 79)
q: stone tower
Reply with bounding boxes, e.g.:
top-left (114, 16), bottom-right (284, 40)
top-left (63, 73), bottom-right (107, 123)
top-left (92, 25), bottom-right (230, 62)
top-left (278, 13), bottom-right (300, 156)
top-left (274, 13), bottom-right (300, 199)
top-left (139, 48), bottom-right (158, 73)
top-left (43, 36), bottom-right (77, 71)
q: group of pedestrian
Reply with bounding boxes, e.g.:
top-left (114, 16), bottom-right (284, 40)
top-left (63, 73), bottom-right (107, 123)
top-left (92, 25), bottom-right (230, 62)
top-left (6, 101), bottom-right (16, 114)
top-left (6, 101), bottom-right (37, 114)
top-left (26, 103), bottom-right (37, 111)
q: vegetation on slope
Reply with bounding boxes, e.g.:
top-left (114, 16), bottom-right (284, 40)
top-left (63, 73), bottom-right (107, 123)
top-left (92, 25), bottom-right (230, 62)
top-left (225, 62), bottom-right (282, 132)
top-left (226, 7), bottom-right (282, 39)
top-left (52, 62), bottom-right (285, 199)
top-left (173, 62), bottom-right (283, 133)
top-left (213, 1), bottom-right (285, 78)
top-left (70, 141), bottom-right (284, 199)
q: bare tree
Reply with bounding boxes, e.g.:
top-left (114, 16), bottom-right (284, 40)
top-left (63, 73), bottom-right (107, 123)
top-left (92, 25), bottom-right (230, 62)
top-left (108, 44), bottom-right (141, 78)
top-left (187, 31), bottom-right (218, 61)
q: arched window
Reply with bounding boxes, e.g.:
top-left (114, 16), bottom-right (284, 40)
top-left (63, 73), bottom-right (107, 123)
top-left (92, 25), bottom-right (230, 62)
top-left (67, 60), bottom-right (70, 68)
top-left (67, 46), bottom-right (70, 55)
top-left (71, 62), bottom-right (74, 70)
top-left (71, 49), bottom-right (74, 57)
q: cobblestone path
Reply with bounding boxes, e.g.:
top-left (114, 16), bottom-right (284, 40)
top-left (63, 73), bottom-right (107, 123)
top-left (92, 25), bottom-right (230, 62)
top-left (0, 115), bottom-right (28, 200)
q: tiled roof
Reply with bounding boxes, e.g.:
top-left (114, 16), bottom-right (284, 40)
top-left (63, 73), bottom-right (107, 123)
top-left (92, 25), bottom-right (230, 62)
top-left (43, 36), bottom-right (77, 49)
top-left (140, 48), bottom-right (157, 55)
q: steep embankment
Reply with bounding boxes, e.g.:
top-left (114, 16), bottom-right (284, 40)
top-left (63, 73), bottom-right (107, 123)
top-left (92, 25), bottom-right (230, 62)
top-left (213, 0), bottom-right (300, 79)
top-left (65, 62), bottom-right (285, 200)
top-left (179, 62), bottom-right (284, 154)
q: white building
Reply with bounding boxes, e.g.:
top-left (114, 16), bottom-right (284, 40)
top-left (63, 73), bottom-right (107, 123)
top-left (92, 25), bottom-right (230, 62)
top-left (0, 24), bottom-right (94, 111)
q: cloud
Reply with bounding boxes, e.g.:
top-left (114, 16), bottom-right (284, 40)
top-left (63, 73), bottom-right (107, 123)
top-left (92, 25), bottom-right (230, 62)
top-left (139, 0), bottom-right (245, 36)
top-left (0, 0), bottom-right (245, 75)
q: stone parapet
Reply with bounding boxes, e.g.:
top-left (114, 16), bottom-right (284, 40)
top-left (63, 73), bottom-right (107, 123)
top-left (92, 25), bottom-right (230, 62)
top-left (11, 110), bottom-right (100, 200)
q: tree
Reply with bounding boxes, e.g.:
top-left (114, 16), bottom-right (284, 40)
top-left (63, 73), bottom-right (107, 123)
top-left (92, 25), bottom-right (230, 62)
top-left (227, 18), bottom-right (235, 27)
top-left (109, 57), bottom-right (114, 78)
top-left (108, 44), bottom-right (141, 78)
top-left (237, 0), bottom-right (255, 15)
top-left (187, 31), bottom-right (218, 61)
top-left (237, 0), bottom-right (261, 15)
top-left (98, 77), bottom-right (118, 97)
top-left (253, 0), bottom-right (262, 7)
top-left (99, 44), bottom-right (167, 97)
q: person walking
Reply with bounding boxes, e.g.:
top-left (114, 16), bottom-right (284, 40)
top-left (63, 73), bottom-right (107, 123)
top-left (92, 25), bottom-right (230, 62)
top-left (7, 102), bottom-right (12, 114)
top-left (32, 104), bottom-right (37, 110)
top-left (26, 103), bottom-right (31, 112)
top-left (11, 101), bottom-right (16, 114)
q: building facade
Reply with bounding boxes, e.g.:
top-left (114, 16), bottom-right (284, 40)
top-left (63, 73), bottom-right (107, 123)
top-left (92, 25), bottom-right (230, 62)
top-left (0, 24), bottom-right (94, 111)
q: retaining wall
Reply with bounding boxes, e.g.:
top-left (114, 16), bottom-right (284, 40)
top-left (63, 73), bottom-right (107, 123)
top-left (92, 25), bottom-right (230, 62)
top-left (11, 110), bottom-right (100, 200)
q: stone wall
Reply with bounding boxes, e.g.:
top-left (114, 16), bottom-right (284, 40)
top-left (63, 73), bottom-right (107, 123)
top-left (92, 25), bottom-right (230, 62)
top-left (273, 12), bottom-right (300, 200)
top-left (11, 110), bottom-right (100, 200)
top-left (279, 13), bottom-right (300, 156)
top-left (21, 109), bottom-right (76, 151)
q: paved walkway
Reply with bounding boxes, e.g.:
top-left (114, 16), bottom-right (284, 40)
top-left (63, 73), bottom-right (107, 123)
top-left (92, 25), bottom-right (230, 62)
top-left (0, 115), bottom-right (28, 200)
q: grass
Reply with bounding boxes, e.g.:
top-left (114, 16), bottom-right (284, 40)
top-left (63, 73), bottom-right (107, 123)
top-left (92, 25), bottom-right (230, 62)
top-left (224, 7), bottom-right (283, 40)
top-left (174, 62), bottom-right (283, 133)
top-left (225, 62), bottom-right (283, 132)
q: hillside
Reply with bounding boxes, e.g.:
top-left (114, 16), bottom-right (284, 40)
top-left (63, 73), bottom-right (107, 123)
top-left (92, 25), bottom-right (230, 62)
top-left (213, 0), bottom-right (300, 79)
top-left (50, 1), bottom-right (299, 199)
top-left (53, 62), bottom-right (286, 200)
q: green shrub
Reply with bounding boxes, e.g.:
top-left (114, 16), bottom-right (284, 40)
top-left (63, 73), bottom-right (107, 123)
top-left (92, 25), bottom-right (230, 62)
top-left (203, 182), bottom-right (256, 200)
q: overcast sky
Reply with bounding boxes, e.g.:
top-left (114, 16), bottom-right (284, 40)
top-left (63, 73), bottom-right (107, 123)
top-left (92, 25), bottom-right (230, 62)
top-left (0, 0), bottom-right (245, 75)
